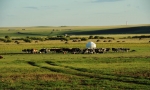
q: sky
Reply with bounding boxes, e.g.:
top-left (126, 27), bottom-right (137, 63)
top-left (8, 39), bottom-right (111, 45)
top-left (0, 0), bottom-right (150, 27)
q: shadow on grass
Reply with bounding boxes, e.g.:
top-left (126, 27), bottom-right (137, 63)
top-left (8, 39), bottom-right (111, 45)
top-left (61, 26), bottom-right (150, 35)
top-left (17, 32), bottom-right (47, 36)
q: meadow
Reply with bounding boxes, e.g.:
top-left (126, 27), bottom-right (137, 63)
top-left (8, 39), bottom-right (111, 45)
top-left (0, 25), bottom-right (150, 89)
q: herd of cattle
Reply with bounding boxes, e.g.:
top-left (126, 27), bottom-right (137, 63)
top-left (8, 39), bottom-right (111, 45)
top-left (22, 47), bottom-right (131, 54)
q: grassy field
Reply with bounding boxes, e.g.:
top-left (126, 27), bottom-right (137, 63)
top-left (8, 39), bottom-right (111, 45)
top-left (0, 25), bottom-right (150, 89)
top-left (0, 24), bottom-right (150, 38)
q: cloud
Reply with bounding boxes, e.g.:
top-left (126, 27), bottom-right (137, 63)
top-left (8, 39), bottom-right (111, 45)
top-left (24, 7), bottom-right (38, 10)
top-left (92, 0), bottom-right (124, 3)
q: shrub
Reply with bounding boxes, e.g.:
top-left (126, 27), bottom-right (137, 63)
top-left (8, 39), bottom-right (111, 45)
top-left (99, 36), bottom-right (105, 39)
top-left (64, 38), bottom-right (70, 41)
top-left (5, 35), bottom-right (10, 39)
top-left (108, 40), bottom-right (112, 42)
top-left (3, 36), bottom-right (12, 43)
top-left (94, 36), bottom-right (99, 39)
top-left (0, 38), bottom-right (5, 42)
top-left (40, 38), bottom-right (45, 41)
top-left (89, 36), bottom-right (94, 39)
top-left (23, 38), bottom-right (32, 43)
top-left (81, 37), bottom-right (88, 41)
top-left (96, 39), bottom-right (100, 42)
top-left (103, 40), bottom-right (107, 42)
top-left (65, 41), bottom-right (68, 44)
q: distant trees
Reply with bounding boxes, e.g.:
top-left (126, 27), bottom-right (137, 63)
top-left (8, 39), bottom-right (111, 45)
top-left (23, 38), bottom-right (32, 43)
top-left (4, 35), bottom-right (12, 43)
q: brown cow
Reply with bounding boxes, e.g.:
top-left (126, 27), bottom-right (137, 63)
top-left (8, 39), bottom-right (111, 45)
top-left (0, 55), bottom-right (3, 59)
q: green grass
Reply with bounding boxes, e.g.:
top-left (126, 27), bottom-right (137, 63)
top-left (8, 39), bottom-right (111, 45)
top-left (0, 53), bottom-right (150, 89)
top-left (0, 25), bottom-right (150, 89)
top-left (1, 25), bottom-right (150, 38)
top-left (0, 42), bottom-right (150, 89)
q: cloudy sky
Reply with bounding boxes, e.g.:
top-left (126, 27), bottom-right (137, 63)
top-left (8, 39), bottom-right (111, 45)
top-left (0, 0), bottom-right (150, 27)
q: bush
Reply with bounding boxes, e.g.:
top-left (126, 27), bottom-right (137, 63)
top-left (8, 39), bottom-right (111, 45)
top-left (23, 38), bottom-right (32, 43)
top-left (103, 40), bottom-right (107, 42)
top-left (0, 38), bottom-right (5, 42)
top-left (81, 37), bottom-right (88, 41)
top-left (94, 36), bottom-right (99, 39)
top-left (70, 37), bottom-right (81, 40)
top-left (108, 40), bottom-right (112, 42)
top-left (3, 36), bottom-right (12, 43)
top-left (89, 36), bottom-right (94, 39)
top-left (5, 35), bottom-right (10, 39)
top-left (64, 38), bottom-right (70, 41)
top-left (12, 38), bottom-right (24, 40)
top-left (96, 39), bottom-right (100, 42)
top-left (40, 38), bottom-right (45, 41)
top-left (99, 36), bottom-right (105, 39)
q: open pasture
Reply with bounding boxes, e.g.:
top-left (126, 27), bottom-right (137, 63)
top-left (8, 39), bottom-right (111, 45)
top-left (0, 25), bottom-right (150, 38)
top-left (0, 25), bottom-right (150, 89)
top-left (0, 42), bottom-right (150, 89)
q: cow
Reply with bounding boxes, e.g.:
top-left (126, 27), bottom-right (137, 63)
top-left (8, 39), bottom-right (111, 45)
top-left (71, 48), bottom-right (82, 54)
top-left (112, 48), bottom-right (130, 52)
top-left (22, 49), bottom-right (31, 53)
top-left (22, 49), bottom-right (38, 54)
top-left (121, 48), bottom-right (130, 52)
top-left (0, 55), bottom-right (3, 59)
top-left (95, 48), bottom-right (110, 53)
top-left (82, 49), bottom-right (95, 54)
top-left (82, 49), bottom-right (89, 54)
top-left (31, 49), bottom-right (38, 54)
top-left (112, 48), bottom-right (120, 52)
top-left (62, 48), bottom-right (72, 53)
top-left (39, 48), bottom-right (50, 53)
top-left (50, 48), bottom-right (63, 53)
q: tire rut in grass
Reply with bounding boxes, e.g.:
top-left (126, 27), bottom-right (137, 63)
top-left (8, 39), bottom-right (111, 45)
top-left (45, 61), bottom-right (150, 86)
top-left (27, 61), bottom-right (150, 86)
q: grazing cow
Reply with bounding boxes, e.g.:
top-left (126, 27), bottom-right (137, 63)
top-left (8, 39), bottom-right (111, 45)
top-left (82, 49), bottom-right (89, 54)
top-left (39, 48), bottom-right (50, 53)
top-left (14, 41), bottom-right (20, 44)
top-left (106, 48), bottom-right (111, 52)
top-left (62, 48), bottom-right (72, 53)
top-left (50, 48), bottom-right (63, 53)
top-left (82, 49), bottom-right (95, 54)
top-left (112, 48), bottom-right (130, 52)
top-left (121, 48), bottom-right (130, 52)
top-left (35, 40), bottom-right (38, 43)
top-left (0, 55), bottom-right (3, 59)
top-left (31, 49), bottom-right (38, 54)
top-left (112, 48), bottom-right (119, 52)
top-left (71, 48), bottom-right (82, 54)
top-left (95, 48), bottom-right (107, 53)
top-left (22, 49), bottom-right (38, 54)
top-left (22, 49), bottom-right (31, 53)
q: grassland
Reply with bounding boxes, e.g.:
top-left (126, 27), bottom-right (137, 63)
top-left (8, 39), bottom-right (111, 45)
top-left (0, 25), bottom-right (150, 89)
top-left (0, 24), bottom-right (150, 38)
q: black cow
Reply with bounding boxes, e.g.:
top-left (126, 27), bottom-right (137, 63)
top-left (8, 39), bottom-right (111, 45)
top-left (71, 48), bottom-right (82, 54)
top-left (112, 48), bottom-right (130, 52)
top-left (39, 48), bottom-right (50, 53)
top-left (82, 49), bottom-right (95, 54)
top-left (50, 48), bottom-right (63, 53)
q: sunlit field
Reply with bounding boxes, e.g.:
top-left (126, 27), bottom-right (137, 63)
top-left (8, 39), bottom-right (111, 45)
top-left (0, 25), bottom-right (150, 89)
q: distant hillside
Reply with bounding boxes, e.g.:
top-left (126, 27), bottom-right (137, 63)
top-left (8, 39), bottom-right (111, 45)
top-left (61, 25), bottom-right (150, 35)
top-left (0, 25), bottom-right (150, 38)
